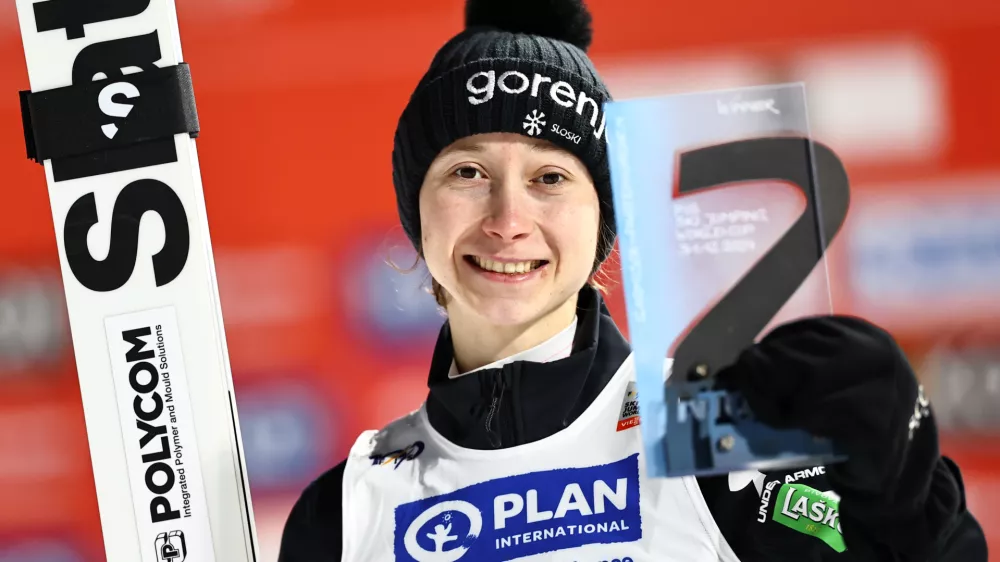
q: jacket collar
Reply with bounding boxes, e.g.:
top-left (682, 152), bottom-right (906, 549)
top-left (425, 286), bottom-right (631, 449)
top-left (446, 315), bottom-right (578, 379)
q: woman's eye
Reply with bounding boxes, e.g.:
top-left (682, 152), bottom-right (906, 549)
top-left (537, 172), bottom-right (565, 185)
top-left (455, 167), bottom-right (482, 180)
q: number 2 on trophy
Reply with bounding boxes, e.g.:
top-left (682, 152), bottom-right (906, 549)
top-left (670, 137), bottom-right (852, 382)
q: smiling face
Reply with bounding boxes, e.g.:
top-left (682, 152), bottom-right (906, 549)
top-left (418, 132), bottom-right (601, 328)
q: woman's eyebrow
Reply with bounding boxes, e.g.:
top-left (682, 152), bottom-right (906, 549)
top-left (440, 142), bottom-right (486, 157)
top-left (528, 142), bottom-right (566, 155)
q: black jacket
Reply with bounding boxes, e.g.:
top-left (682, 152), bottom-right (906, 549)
top-left (278, 287), bottom-right (987, 561)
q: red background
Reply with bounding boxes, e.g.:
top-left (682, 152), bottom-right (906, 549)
top-left (0, 0), bottom-right (998, 559)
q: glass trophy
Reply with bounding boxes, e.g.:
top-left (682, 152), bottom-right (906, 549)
top-left (605, 83), bottom-right (851, 478)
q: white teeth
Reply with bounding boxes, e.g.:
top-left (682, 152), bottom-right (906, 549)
top-left (472, 257), bottom-right (541, 274)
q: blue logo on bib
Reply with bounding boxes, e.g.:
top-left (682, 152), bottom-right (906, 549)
top-left (394, 454), bottom-right (642, 561)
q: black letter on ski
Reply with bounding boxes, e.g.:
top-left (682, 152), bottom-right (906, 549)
top-left (71, 31), bottom-right (161, 83)
top-left (33, 0), bottom-right (151, 40)
top-left (63, 179), bottom-right (190, 292)
top-left (52, 31), bottom-right (176, 182)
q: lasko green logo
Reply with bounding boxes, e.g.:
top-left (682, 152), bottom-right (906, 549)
top-left (772, 483), bottom-right (846, 553)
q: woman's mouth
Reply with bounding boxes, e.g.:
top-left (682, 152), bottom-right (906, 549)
top-left (469, 256), bottom-right (546, 274)
top-left (465, 256), bottom-right (548, 280)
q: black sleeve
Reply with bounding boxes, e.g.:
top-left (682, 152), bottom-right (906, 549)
top-left (907, 456), bottom-right (987, 562)
top-left (277, 460), bottom-right (346, 562)
top-left (709, 317), bottom-right (988, 560)
top-left (825, 400), bottom-right (987, 562)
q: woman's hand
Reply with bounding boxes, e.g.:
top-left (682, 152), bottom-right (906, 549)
top-left (716, 316), bottom-right (963, 560)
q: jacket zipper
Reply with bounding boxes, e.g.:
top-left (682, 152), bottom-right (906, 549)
top-left (485, 372), bottom-right (506, 448)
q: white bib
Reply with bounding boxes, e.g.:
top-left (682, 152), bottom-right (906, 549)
top-left (340, 355), bottom-right (742, 562)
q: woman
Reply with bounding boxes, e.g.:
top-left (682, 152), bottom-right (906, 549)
top-left (279, 0), bottom-right (987, 560)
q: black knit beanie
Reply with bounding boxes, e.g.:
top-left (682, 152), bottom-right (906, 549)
top-left (391, 0), bottom-right (617, 265)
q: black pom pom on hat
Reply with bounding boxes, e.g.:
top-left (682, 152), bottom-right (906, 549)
top-left (465, 0), bottom-right (594, 51)
top-left (392, 0), bottom-right (617, 267)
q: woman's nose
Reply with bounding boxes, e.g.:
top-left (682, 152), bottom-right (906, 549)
top-left (481, 179), bottom-right (533, 242)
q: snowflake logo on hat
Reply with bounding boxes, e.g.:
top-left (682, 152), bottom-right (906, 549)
top-left (523, 110), bottom-right (546, 136)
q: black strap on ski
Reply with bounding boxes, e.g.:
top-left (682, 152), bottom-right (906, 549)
top-left (20, 63), bottom-right (199, 164)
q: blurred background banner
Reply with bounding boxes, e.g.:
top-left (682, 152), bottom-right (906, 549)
top-left (0, 0), bottom-right (997, 559)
